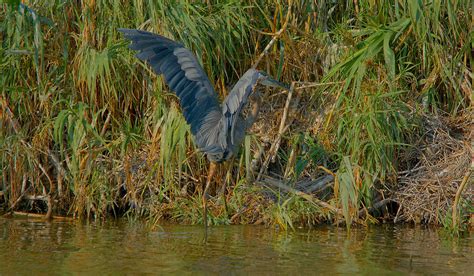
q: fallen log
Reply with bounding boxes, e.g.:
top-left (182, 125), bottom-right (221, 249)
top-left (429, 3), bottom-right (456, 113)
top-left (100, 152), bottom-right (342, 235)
top-left (12, 211), bottom-right (74, 221)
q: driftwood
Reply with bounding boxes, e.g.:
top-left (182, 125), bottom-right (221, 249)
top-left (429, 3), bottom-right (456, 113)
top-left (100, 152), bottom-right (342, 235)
top-left (261, 176), bottom-right (395, 224)
top-left (258, 176), bottom-right (343, 216)
top-left (295, 175), bottom-right (334, 194)
top-left (12, 211), bottom-right (73, 221)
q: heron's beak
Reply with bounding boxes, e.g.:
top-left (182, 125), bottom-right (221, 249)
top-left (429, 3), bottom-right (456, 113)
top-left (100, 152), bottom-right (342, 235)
top-left (260, 75), bottom-right (290, 90)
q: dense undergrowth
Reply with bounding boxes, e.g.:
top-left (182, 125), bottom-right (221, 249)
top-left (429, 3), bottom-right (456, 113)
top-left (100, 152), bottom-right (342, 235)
top-left (0, 1), bottom-right (472, 231)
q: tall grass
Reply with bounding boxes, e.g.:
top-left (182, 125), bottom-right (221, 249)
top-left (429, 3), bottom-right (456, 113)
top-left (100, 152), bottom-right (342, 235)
top-left (319, 0), bottom-right (472, 225)
top-left (0, 1), bottom-right (471, 229)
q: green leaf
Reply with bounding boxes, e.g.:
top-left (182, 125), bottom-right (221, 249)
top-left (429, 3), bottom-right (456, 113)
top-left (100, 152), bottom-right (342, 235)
top-left (277, 40), bottom-right (285, 80)
top-left (383, 32), bottom-right (396, 79)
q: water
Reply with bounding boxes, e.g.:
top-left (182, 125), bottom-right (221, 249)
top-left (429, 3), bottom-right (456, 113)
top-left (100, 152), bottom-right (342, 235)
top-left (0, 218), bottom-right (472, 275)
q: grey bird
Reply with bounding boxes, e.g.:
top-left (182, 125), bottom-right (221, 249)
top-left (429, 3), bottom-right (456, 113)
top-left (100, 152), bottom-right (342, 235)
top-left (119, 28), bottom-right (288, 228)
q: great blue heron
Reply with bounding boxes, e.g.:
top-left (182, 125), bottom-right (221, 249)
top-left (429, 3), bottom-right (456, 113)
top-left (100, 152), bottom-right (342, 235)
top-left (119, 28), bottom-right (288, 228)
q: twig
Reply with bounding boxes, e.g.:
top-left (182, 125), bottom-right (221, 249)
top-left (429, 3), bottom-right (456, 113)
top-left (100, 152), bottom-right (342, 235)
top-left (257, 82), bottom-right (296, 181)
top-left (0, 96), bottom-right (20, 133)
top-left (272, 82), bottom-right (294, 162)
top-left (45, 194), bottom-right (53, 220)
top-left (252, 29), bottom-right (285, 69)
top-left (398, 164), bottom-right (426, 176)
top-left (24, 195), bottom-right (48, 200)
top-left (394, 203), bottom-right (403, 223)
top-left (293, 81), bottom-right (345, 90)
top-left (100, 111), bottom-right (112, 136)
top-left (318, 166), bottom-right (336, 177)
top-left (37, 162), bottom-right (53, 193)
top-left (22, 195), bottom-right (55, 219)
top-left (3, 175), bottom-right (29, 216)
top-left (251, 3), bottom-right (291, 69)
top-left (48, 150), bottom-right (66, 197)
top-left (230, 204), bottom-right (249, 223)
top-left (353, 0), bottom-right (359, 15)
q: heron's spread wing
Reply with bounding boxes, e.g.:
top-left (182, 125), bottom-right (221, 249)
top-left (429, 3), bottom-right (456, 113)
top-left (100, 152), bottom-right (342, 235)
top-left (222, 69), bottom-right (260, 144)
top-left (119, 29), bottom-right (222, 144)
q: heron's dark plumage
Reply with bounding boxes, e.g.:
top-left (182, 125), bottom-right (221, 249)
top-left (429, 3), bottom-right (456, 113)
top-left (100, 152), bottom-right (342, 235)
top-left (119, 28), bottom-right (284, 162)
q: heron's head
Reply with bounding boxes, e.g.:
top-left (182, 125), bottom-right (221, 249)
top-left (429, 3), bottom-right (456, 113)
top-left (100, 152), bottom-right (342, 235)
top-left (257, 71), bottom-right (290, 90)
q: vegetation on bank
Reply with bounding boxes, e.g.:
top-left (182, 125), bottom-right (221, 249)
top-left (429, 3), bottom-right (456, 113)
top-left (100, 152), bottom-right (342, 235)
top-left (0, 1), bottom-right (472, 231)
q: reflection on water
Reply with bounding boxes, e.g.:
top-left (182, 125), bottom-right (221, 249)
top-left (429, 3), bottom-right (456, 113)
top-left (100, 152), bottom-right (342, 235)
top-left (0, 218), bottom-right (472, 274)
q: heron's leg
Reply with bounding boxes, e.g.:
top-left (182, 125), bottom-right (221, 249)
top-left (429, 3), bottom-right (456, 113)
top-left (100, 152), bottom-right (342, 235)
top-left (203, 161), bottom-right (217, 231)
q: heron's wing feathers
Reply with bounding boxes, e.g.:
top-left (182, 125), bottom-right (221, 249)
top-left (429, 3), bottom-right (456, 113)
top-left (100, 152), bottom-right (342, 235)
top-left (119, 29), bottom-right (222, 143)
top-left (222, 69), bottom-right (260, 144)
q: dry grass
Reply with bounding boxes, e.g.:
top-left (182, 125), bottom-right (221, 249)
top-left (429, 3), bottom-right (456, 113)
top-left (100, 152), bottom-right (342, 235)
top-left (395, 113), bottom-right (473, 225)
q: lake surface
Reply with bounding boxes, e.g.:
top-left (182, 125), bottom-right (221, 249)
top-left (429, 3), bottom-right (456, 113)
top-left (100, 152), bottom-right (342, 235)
top-left (0, 218), bottom-right (472, 275)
